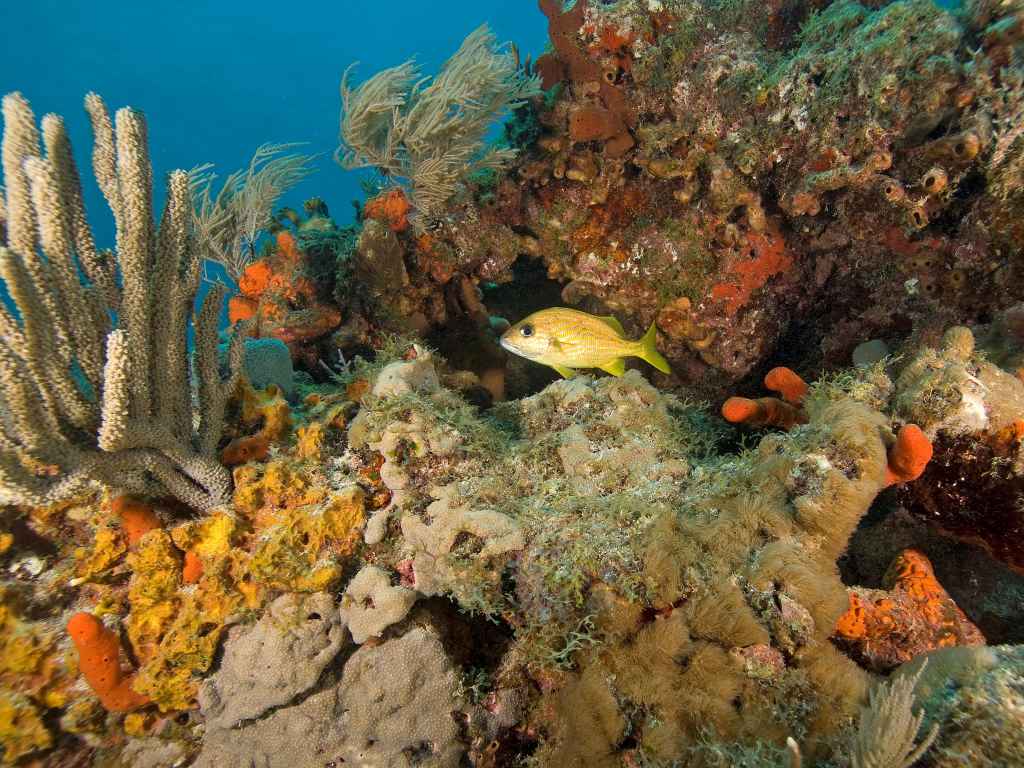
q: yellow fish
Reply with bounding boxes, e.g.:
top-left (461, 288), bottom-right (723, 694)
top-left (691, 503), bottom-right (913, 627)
top-left (499, 307), bottom-right (671, 378)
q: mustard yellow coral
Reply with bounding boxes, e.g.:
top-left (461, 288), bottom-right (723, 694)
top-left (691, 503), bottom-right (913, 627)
top-left (233, 458), bottom-right (325, 516)
top-left (171, 513), bottom-right (238, 561)
top-left (240, 383), bottom-right (293, 442)
top-left (74, 526), bottom-right (127, 582)
top-left (247, 484), bottom-right (366, 592)
top-left (0, 689), bottom-right (51, 763)
top-left (121, 529), bottom-right (251, 711)
top-left (0, 587), bottom-right (69, 717)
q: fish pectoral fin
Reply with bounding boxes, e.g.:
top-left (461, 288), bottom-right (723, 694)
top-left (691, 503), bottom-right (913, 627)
top-left (551, 364), bottom-right (576, 379)
top-left (599, 315), bottom-right (626, 336)
top-left (598, 358), bottom-right (626, 376)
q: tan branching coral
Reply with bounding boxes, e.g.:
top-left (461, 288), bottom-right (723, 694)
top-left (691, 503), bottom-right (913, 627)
top-left (0, 92), bottom-right (246, 512)
top-left (191, 142), bottom-right (318, 282)
top-left (337, 25), bottom-right (541, 219)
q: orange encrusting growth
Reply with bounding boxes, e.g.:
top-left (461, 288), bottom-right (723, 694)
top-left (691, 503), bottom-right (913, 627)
top-left (711, 223), bottom-right (792, 317)
top-left (228, 295), bottom-right (258, 324)
top-left (67, 613), bottom-right (150, 712)
top-left (833, 549), bottom-right (985, 670)
top-left (238, 259), bottom-right (273, 298)
top-left (275, 231), bottom-right (302, 263)
top-left (220, 433), bottom-right (271, 467)
top-left (363, 188), bottom-right (412, 232)
top-left (884, 424), bottom-right (933, 486)
top-left (182, 551), bottom-right (204, 584)
top-left (113, 496), bottom-right (161, 546)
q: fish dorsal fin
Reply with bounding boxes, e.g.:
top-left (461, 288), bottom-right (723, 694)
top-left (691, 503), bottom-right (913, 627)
top-left (599, 315), bottom-right (626, 336)
top-left (551, 364), bottom-right (576, 379)
top-left (598, 358), bottom-right (626, 376)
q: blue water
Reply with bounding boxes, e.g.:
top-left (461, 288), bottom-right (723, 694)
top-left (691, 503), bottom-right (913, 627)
top-left (0, 1), bottom-right (548, 309)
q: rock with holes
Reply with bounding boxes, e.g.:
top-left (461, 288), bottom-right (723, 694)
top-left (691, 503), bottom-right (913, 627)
top-left (121, 737), bottom-right (187, 768)
top-left (194, 627), bottom-right (466, 768)
top-left (401, 483), bottom-right (523, 597)
top-left (339, 565), bottom-right (418, 644)
top-left (197, 591), bottom-right (346, 730)
top-left (335, 627), bottom-right (466, 767)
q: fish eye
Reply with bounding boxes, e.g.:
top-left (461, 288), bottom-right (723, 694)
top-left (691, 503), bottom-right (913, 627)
top-left (520, 324), bottom-right (534, 337)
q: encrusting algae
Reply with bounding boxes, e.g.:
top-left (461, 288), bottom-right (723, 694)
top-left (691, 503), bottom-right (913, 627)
top-left (2, 0), bottom-right (1024, 763)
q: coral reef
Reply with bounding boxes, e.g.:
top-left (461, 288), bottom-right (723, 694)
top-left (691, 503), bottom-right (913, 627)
top-left (3, 1), bottom-right (1024, 765)
top-left (313, 0), bottom-right (1024, 398)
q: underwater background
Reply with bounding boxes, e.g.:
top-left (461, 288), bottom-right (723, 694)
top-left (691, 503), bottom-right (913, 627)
top-left (2, 0), bottom-right (1024, 765)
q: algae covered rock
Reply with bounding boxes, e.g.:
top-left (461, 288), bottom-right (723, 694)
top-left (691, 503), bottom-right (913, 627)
top-left (195, 626), bottom-right (465, 768)
top-left (334, 626), bottom-right (466, 767)
top-left (401, 483), bottom-right (524, 598)
top-left (339, 564), bottom-right (418, 644)
top-left (899, 645), bottom-right (1024, 766)
top-left (198, 591), bottom-right (347, 730)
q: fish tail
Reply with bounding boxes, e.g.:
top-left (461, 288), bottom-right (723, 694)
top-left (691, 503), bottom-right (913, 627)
top-left (638, 322), bottom-right (671, 374)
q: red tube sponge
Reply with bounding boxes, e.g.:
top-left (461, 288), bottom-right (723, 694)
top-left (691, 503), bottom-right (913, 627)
top-left (67, 612), bottom-right (150, 712)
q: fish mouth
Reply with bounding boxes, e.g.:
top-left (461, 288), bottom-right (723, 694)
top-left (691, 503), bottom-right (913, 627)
top-left (499, 337), bottom-right (515, 353)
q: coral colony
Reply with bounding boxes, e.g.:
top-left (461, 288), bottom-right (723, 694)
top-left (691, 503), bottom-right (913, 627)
top-left (2, 2), bottom-right (1024, 766)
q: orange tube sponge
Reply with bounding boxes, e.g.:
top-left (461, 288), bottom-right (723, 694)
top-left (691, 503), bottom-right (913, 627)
top-left (885, 424), bottom-right (933, 486)
top-left (763, 366), bottom-right (807, 405)
top-left (722, 396), bottom-right (807, 430)
top-left (113, 496), bottom-right (161, 546)
top-left (67, 613), bottom-right (150, 712)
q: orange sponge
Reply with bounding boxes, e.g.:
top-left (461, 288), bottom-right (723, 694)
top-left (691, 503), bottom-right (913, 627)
top-left (112, 496), bottom-right (161, 546)
top-left (220, 432), bottom-right (271, 467)
top-left (763, 366), bottom-right (808, 405)
top-left (364, 188), bottom-right (411, 232)
top-left (722, 396), bottom-right (807, 430)
top-left (276, 231), bottom-right (302, 262)
top-left (67, 613), bottom-right (149, 712)
top-left (833, 549), bottom-right (984, 670)
top-left (885, 424), bottom-right (933, 486)
top-left (238, 259), bottom-right (273, 299)
top-left (182, 551), bottom-right (203, 584)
